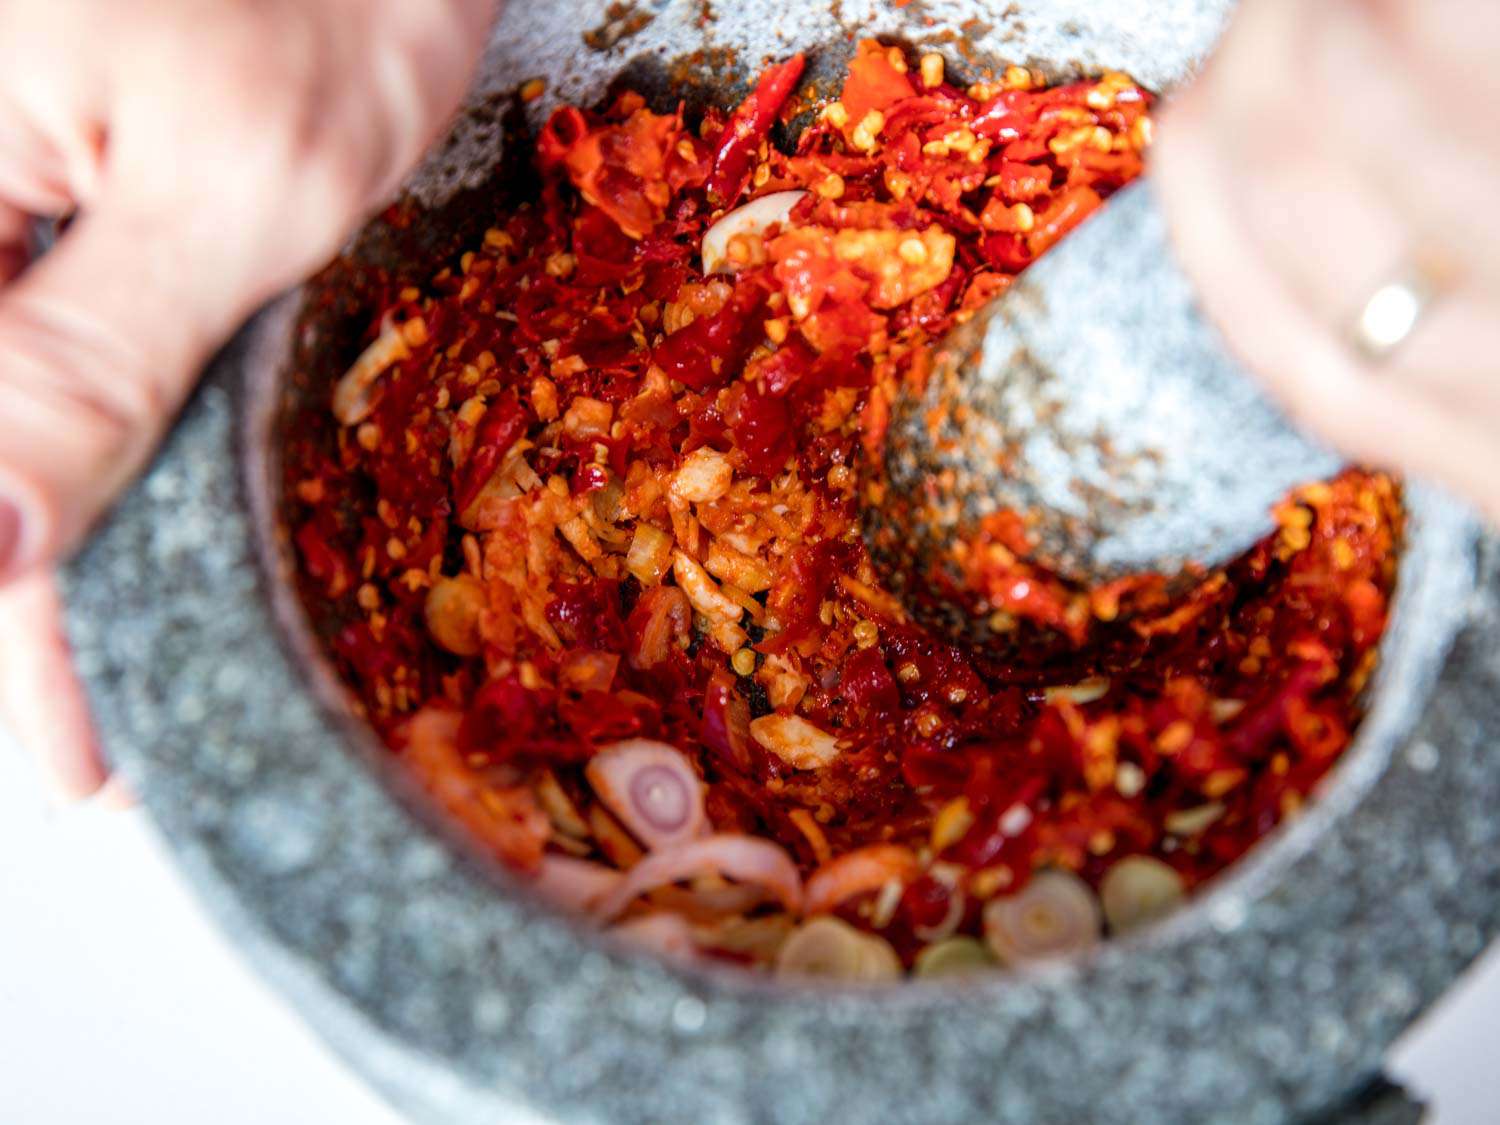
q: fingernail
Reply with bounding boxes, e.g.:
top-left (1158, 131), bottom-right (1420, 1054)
top-left (93, 775), bottom-right (136, 811)
top-left (0, 498), bottom-right (20, 578)
top-left (0, 245), bottom-right (28, 284)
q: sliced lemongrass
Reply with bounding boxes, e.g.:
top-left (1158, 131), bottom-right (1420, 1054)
top-left (776, 916), bottom-right (866, 979)
top-left (982, 869), bottom-right (1102, 964)
top-left (775, 916), bottom-right (903, 982)
top-left (533, 769), bottom-right (589, 838)
top-left (852, 931), bottom-right (904, 982)
top-left (1099, 855), bottom-right (1186, 933)
top-left (913, 936), bottom-right (995, 979)
top-left (701, 190), bottom-right (807, 274)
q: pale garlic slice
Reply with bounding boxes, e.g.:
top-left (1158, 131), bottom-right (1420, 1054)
top-left (701, 190), bottom-right (808, 274)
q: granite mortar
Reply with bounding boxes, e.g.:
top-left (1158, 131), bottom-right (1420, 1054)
top-left (59, 2), bottom-right (1500, 1122)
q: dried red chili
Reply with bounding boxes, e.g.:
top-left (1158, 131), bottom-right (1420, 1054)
top-left (286, 46), bottom-right (1402, 976)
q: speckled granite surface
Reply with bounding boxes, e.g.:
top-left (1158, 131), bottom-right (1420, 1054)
top-left (56, 2), bottom-right (1500, 1122)
top-left (880, 179), bottom-right (1342, 592)
top-left (60, 321), bottom-right (1498, 1125)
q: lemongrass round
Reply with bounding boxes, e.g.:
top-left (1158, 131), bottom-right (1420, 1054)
top-left (913, 936), bottom-right (995, 979)
top-left (982, 869), bottom-right (1102, 964)
top-left (776, 916), bottom-right (902, 982)
top-left (1098, 855), bottom-right (1185, 933)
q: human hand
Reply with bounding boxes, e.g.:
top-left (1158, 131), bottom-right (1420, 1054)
top-left (1155, 0), bottom-right (1500, 522)
top-left (0, 0), bottom-right (496, 798)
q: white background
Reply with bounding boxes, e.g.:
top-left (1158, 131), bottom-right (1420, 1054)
top-left (1, 738), bottom-right (1496, 1125)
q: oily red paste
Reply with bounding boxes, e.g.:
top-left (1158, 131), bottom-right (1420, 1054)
top-left (286, 43), bottom-right (1400, 977)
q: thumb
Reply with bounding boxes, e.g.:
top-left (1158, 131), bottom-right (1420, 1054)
top-left (0, 202), bottom-right (247, 584)
top-left (0, 568), bottom-right (106, 801)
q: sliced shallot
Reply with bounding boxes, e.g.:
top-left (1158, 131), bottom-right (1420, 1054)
top-left (982, 869), bottom-right (1102, 964)
top-left (592, 833), bottom-right (804, 921)
top-left (701, 190), bottom-right (807, 274)
top-left (401, 707), bottom-right (550, 871)
top-left (804, 844), bottom-right (919, 917)
top-left (628, 585), bottom-right (691, 669)
top-left (701, 914), bottom-right (796, 961)
top-left (585, 739), bottom-right (706, 850)
top-left (535, 854), bottom-right (625, 913)
top-left (645, 880), bottom-right (768, 924)
top-left (610, 912), bottom-right (701, 961)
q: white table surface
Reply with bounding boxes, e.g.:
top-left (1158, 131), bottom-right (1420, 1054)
top-left (1, 736), bottom-right (1496, 1125)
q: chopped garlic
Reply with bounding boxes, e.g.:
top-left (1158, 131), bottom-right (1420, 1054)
top-left (672, 550), bottom-right (743, 623)
top-left (1043, 677), bottom-right (1110, 705)
top-left (331, 317), bottom-right (414, 426)
top-left (626, 524), bottom-right (674, 586)
top-left (1164, 802), bottom-right (1226, 837)
top-left (562, 396), bottom-right (613, 439)
top-left (701, 191), bottom-right (808, 275)
top-left (670, 447), bottom-right (734, 504)
top-left (704, 540), bottom-right (773, 593)
top-left (749, 713), bottom-right (842, 770)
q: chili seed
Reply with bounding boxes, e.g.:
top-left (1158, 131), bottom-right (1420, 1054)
top-left (919, 53), bottom-right (944, 89)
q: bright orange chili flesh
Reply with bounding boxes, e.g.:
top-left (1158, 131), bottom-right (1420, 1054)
top-left (286, 44), bottom-right (1401, 971)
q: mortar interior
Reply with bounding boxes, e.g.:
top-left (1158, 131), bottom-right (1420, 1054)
top-left (252, 1), bottom-right (1480, 993)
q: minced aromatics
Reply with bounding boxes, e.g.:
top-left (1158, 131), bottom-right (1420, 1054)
top-left (286, 43), bottom-right (1401, 978)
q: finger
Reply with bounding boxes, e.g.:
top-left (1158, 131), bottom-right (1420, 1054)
top-left (1358, 0), bottom-right (1500, 131)
top-left (1185, 0), bottom-right (1414, 324)
top-left (0, 569), bottom-right (107, 801)
top-left (94, 774), bottom-right (138, 811)
top-left (1155, 94), bottom-right (1500, 527)
top-left (1381, 285), bottom-right (1500, 418)
top-left (0, 93), bottom-right (78, 217)
top-left (0, 200), bottom-right (242, 584)
top-left (1310, 0), bottom-right (1500, 286)
top-left (0, 0), bottom-right (503, 587)
top-left (0, 198), bottom-right (29, 283)
top-left (352, 0), bottom-right (503, 201)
